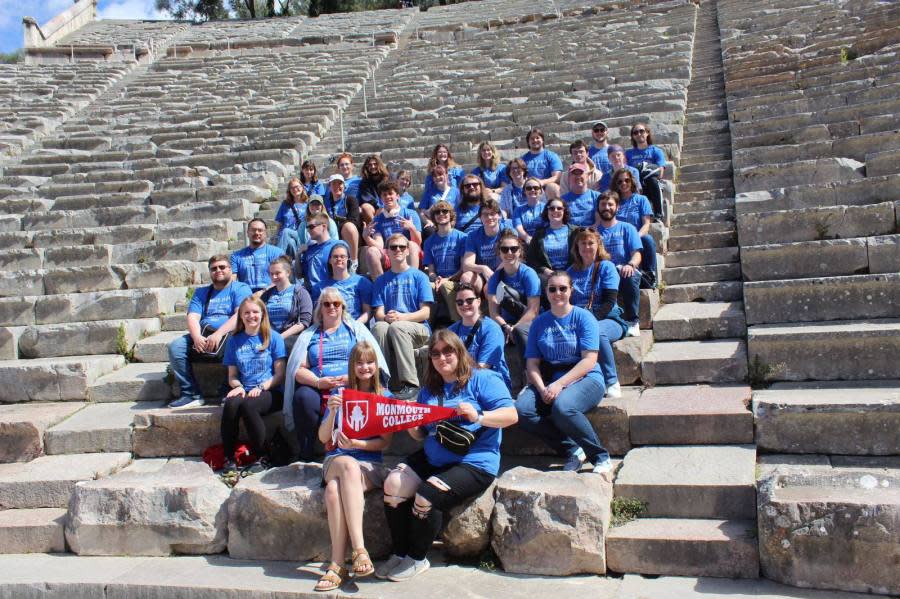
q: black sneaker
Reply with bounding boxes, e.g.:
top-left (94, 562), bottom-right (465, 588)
top-left (393, 385), bottom-right (420, 401)
top-left (240, 459), bottom-right (269, 477)
top-left (220, 458), bottom-right (237, 473)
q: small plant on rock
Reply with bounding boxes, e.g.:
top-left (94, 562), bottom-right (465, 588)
top-left (611, 497), bottom-right (647, 527)
top-left (748, 354), bottom-right (784, 388)
top-left (115, 324), bottom-right (135, 362)
top-left (813, 213), bottom-right (834, 240)
top-left (185, 287), bottom-right (195, 303)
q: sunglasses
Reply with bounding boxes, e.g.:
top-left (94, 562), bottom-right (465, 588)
top-left (548, 285), bottom-right (569, 293)
top-left (455, 297), bottom-right (477, 307)
top-left (321, 301), bottom-right (343, 309)
top-left (433, 209), bottom-right (451, 216)
top-left (632, 129), bottom-right (647, 135)
top-left (499, 245), bottom-right (519, 254)
top-left (463, 182), bottom-right (481, 188)
top-left (388, 244), bottom-right (408, 251)
top-left (429, 347), bottom-right (456, 359)
top-left (548, 205), bottom-right (565, 212)
top-left (524, 185), bottom-right (542, 192)
top-left (209, 264), bottom-right (229, 272)
top-left (306, 223), bottom-right (322, 230)
top-left (593, 127), bottom-right (607, 132)
top-left (617, 179), bottom-right (632, 185)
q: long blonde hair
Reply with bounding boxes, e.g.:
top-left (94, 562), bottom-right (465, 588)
top-left (348, 342), bottom-right (383, 396)
top-left (236, 296), bottom-right (271, 352)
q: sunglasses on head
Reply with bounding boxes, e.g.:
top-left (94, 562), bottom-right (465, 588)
top-left (455, 297), bottom-right (477, 307)
top-left (388, 244), bottom-right (408, 251)
top-left (429, 346), bottom-right (455, 359)
top-left (548, 285), bottom-right (569, 293)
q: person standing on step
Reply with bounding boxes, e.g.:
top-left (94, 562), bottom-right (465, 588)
top-left (460, 198), bottom-right (510, 297)
top-left (515, 271), bottom-right (614, 476)
top-left (594, 191), bottom-right (642, 338)
top-left (587, 121), bottom-right (611, 175)
top-left (561, 162), bottom-right (602, 227)
top-left (449, 283), bottom-right (511, 391)
top-left (520, 128), bottom-right (563, 186)
top-left (231, 218), bottom-right (285, 293)
top-left (168, 255), bottom-right (252, 408)
top-left (364, 180), bottom-right (422, 280)
top-left (422, 200), bottom-right (467, 323)
top-left (356, 154), bottom-right (389, 225)
top-left (312, 242), bottom-right (374, 325)
top-left (296, 212), bottom-right (340, 293)
top-left (220, 296), bottom-right (287, 474)
top-left (323, 174), bottom-right (361, 273)
top-left (471, 141), bottom-right (507, 199)
top-left (371, 233), bottom-right (434, 400)
top-left (378, 329), bottom-right (517, 582)
top-left (598, 145), bottom-right (642, 193)
top-left (257, 256), bottom-right (312, 350)
top-left (560, 140), bottom-right (602, 195)
top-left (612, 168), bottom-right (658, 289)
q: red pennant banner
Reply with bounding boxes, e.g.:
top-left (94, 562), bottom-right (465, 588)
top-left (339, 388), bottom-right (456, 439)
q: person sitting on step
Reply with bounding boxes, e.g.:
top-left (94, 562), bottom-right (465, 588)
top-left (323, 173), bottom-right (361, 273)
top-left (274, 178), bottom-right (308, 260)
top-left (520, 128), bottom-right (563, 187)
top-left (470, 140), bottom-right (507, 200)
top-left (256, 256), bottom-right (312, 351)
top-left (560, 140), bottom-right (602, 194)
top-left (594, 191), bottom-right (642, 338)
top-left (356, 154), bottom-right (389, 225)
top-left (422, 200), bottom-right (467, 323)
top-left (449, 283), bottom-right (511, 391)
top-left (295, 211), bottom-right (340, 293)
top-left (312, 241), bottom-right (374, 325)
top-left (611, 168), bottom-right (658, 289)
top-left (418, 164), bottom-right (460, 233)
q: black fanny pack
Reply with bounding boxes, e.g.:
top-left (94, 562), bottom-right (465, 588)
top-left (435, 420), bottom-right (483, 456)
top-left (539, 361), bottom-right (579, 382)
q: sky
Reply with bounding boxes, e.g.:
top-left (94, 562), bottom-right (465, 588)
top-left (0, 0), bottom-right (172, 54)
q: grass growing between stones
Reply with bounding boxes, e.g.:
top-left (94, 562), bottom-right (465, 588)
top-left (610, 497), bottom-right (648, 527)
top-left (185, 287), bottom-right (195, 303)
top-left (115, 324), bottom-right (135, 362)
top-left (748, 355), bottom-right (783, 388)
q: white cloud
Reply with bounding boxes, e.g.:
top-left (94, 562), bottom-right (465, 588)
top-left (97, 0), bottom-right (171, 20)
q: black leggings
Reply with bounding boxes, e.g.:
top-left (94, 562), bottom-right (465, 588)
top-left (221, 390), bottom-right (282, 457)
top-left (384, 449), bottom-right (494, 560)
top-left (292, 384), bottom-right (323, 461)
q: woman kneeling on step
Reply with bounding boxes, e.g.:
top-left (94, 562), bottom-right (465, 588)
top-left (377, 329), bottom-right (518, 582)
top-left (314, 341), bottom-right (393, 592)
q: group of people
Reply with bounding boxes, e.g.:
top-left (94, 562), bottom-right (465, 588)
top-left (165, 121), bottom-right (669, 590)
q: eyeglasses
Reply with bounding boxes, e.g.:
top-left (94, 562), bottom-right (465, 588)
top-left (463, 182), bottom-right (481, 188)
top-left (388, 244), bottom-right (408, 251)
top-left (499, 246), bottom-right (519, 254)
top-left (321, 301), bottom-right (343, 309)
top-left (548, 285), bottom-right (569, 293)
top-left (433, 209), bottom-right (451, 216)
top-left (306, 223), bottom-right (322, 230)
top-left (617, 179), bottom-right (632, 186)
top-left (429, 346), bottom-right (456, 359)
top-left (455, 297), bottom-right (477, 307)
top-left (632, 129), bottom-right (647, 135)
top-left (524, 185), bottom-right (542, 192)
top-left (331, 254), bottom-right (349, 261)
top-left (592, 126), bottom-right (607, 132)
top-left (209, 264), bottom-right (229, 272)
top-left (548, 205), bottom-right (565, 212)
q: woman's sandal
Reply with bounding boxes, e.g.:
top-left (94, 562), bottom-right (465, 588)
top-left (315, 563), bottom-right (348, 592)
top-left (351, 548), bottom-right (375, 578)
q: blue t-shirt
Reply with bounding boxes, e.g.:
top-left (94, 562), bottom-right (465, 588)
top-left (262, 285), bottom-right (295, 331)
top-left (499, 184), bottom-right (525, 216)
top-left (525, 307), bottom-right (604, 385)
top-left (521, 149), bottom-right (563, 180)
top-left (223, 330), bottom-right (287, 390)
top-left (422, 166), bottom-right (465, 201)
top-left (230, 244), bottom-right (285, 291)
top-left (372, 268), bottom-right (434, 331)
top-left (399, 192), bottom-right (416, 210)
top-left (597, 221), bottom-right (642, 266)
top-left (513, 201), bottom-right (545, 237)
top-left (343, 176), bottom-right (361, 200)
top-left (543, 226), bottom-right (572, 270)
top-left (487, 264), bottom-right (541, 322)
top-left (323, 388), bottom-right (392, 463)
top-left (464, 226), bottom-right (508, 271)
top-left (423, 228), bottom-right (467, 277)
top-left (599, 164), bottom-right (641, 193)
top-left (472, 164), bottom-right (508, 189)
top-left (372, 207), bottom-right (422, 241)
top-left (626, 146), bottom-right (667, 168)
top-left (616, 194), bottom-right (653, 231)
top-left (567, 262), bottom-right (621, 317)
top-left (325, 194), bottom-right (350, 220)
top-left (449, 318), bottom-right (511, 390)
top-left (307, 322), bottom-right (355, 378)
top-left (189, 281), bottom-right (253, 329)
top-left (588, 146), bottom-right (612, 173)
top-left (275, 202), bottom-right (303, 231)
top-left (303, 181), bottom-right (327, 197)
top-left (312, 275), bottom-right (373, 320)
top-left (562, 189), bottom-right (600, 227)
top-left (420, 186), bottom-right (461, 212)
top-left (300, 238), bottom-right (339, 290)
top-left (454, 200), bottom-right (482, 233)
top-left (420, 369), bottom-right (513, 475)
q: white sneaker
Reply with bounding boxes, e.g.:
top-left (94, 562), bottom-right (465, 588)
top-left (563, 447), bottom-right (586, 471)
top-left (605, 382), bottom-right (622, 398)
top-left (375, 554), bottom-right (404, 579)
top-left (626, 323), bottom-right (641, 337)
top-left (169, 396), bottom-right (205, 408)
top-left (593, 456), bottom-right (614, 475)
top-left (387, 557), bottom-right (430, 582)
top-left (350, 260), bottom-right (359, 274)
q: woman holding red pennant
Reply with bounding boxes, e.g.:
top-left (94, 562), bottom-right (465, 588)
top-left (313, 342), bottom-right (392, 592)
top-left (377, 330), bottom-right (518, 582)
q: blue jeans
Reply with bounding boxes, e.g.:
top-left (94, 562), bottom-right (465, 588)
top-left (640, 234), bottom-right (657, 286)
top-left (618, 268), bottom-right (641, 323)
top-left (276, 228), bottom-right (300, 260)
top-left (515, 376), bottom-right (609, 464)
top-left (597, 318), bottom-right (624, 385)
top-left (168, 333), bottom-right (201, 401)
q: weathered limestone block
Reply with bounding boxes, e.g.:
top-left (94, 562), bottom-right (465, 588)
top-left (734, 158), bottom-right (865, 195)
top-left (0, 249), bottom-right (42, 271)
top-left (42, 266), bottom-right (122, 295)
top-left (443, 481), bottom-right (496, 558)
top-left (758, 460), bottom-right (900, 596)
top-left (34, 288), bottom-right (185, 326)
top-left (66, 461), bottom-right (230, 556)
top-left (0, 507), bottom-right (67, 553)
top-left (0, 402), bottom-right (85, 462)
top-left (118, 261), bottom-right (202, 289)
top-left (226, 462), bottom-right (390, 561)
top-left (868, 235), bottom-right (900, 275)
top-left (491, 467), bottom-right (612, 575)
top-left (132, 406), bottom-right (220, 457)
top-left (0, 296), bottom-right (36, 326)
top-left (613, 331), bottom-right (652, 385)
top-left (741, 238), bottom-right (868, 282)
top-left (0, 354), bottom-right (124, 402)
top-left (0, 270), bottom-right (45, 298)
top-left (737, 202), bottom-right (895, 246)
top-left (42, 244), bottom-right (113, 268)
top-left (18, 318), bottom-right (160, 359)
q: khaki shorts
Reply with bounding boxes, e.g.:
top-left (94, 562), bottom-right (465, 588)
top-left (322, 454), bottom-right (387, 487)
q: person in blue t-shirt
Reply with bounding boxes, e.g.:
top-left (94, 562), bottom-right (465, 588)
top-left (418, 164), bottom-right (461, 231)
top-left (499, 158), bottom-right (527, 217)
top-left (452, 174), bottom-right (486, 235)
top-left (587, 121), bottom-right (612, 175)
top-left (561, 162), bottom-right (601, 228)
top-left (380, 329), bottom-right (517, 582)
top-left (371, 233), bottom-right (435, 400)
top-left (168, 255), bottom-right (253, 408)
top-left (626, 123), bottom-right (669, 170)
top-left (364, 180), bottom-right (423, 280)
top-left (220, 296), bottom-right (287, 474)
top-left (393, 170), bottom-right (417, 210)
top-left (560, 140), bottom-right (602, 194)
top-left (471, 141), bottom-right (508, 199)
top-left (612, 168), bottom-right (657, 289)
top-left (314, 341), bottom-right (392, 591)
top-left (422, 201), bottom-right (467, 322)
top-left (257, 256), bottom-right (312, 348)
top-left (566, 229), bottom-right (627, 399)
top-left (449, 283), bottom-right (511, 390)
top-left (312, 242), bottom-right (374, 324)
top-left (333, 152), bottom-right (362, 205)
top-left (356, 154), bottom-right (389, 225)
top-left (323, 174), bottom-right (361, 272)
top-left (231, 218), bottom-right (285, 292)
top-left (598, 145), bottom-right (642, 193)
top-left (421, 144), bottom-right (465, 208)
top-left (520, 128), bottom-right (563, 186)
top-left (296, 213), bottom-right (340, 292)
top-left (513, 177), bottom-right (546, 244)
top-left (595, 191), bottom-right (642, 337)
top-left (460, 199), bottom-right (509, 296)
top-left (515, 271), bottom-right (613, 476)
top-left (274, 178), bottom-right (307, 259)
top-left (300, 160), bottom-right (327, 197)
top-left (525, 198), bottom-right (576, 280)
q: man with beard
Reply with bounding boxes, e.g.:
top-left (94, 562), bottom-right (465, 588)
top-left (454, 174), bottom-right (488, 234)
top-left (587, 121), bottom-right (612, 174)
top-left (230, 218), bottom-right (285, 292)
top-left (595, 191), bottom-right (642, 338)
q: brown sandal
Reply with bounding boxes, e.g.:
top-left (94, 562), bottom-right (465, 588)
top-left (315, 562), bottom-right (348, 592)
top-left (351, 548), bottom-right (375, 578)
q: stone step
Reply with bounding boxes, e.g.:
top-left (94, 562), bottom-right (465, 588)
top-left (660, 282), bottom-right (741, 306)
top-left (679, 159), bottom-right (732, 175)
top-left (677, 178), bottom-right (735, 194)
top-left (668, 220), bottom-right (735, 237)
top-left (652, 302), bottom-right (746, 341)
top-left (675, 197), bottom-right (735, 214)
top-left (642, 339), bottom-right (748, 386)
top-left (744, 273), bottom-right (900, 325)
top-left (0, 354), bottom-right (125, 402)
top-left (680, 150), bottom-right (732, 166)
top-left (671, 208), bottom-right (735, 227)
top-left (614, 445), bottom-right (757, 519)
top-left (132, 406), bottom-right (223, 458)
top-left (9, 318), bottom-right (161, 360)
top-left (162, 313), bottom-right (187, 331)
top-left (669, 231), bottom-right (736, 252)
top-left (0, 402), bottom-right (86, 463)
top-left (665, 246), bottom-right (738, 268)
top-left (133, 330), bottom-right (183, 363)
top-left (736, 201), bottom-right (896, 247)
top-left (677, 189), bottom-right (734, 204)
top-left (747, 319), bottom-right (900, 383)
top-left (45, 401), bottom-right (166, 455)
top-left (754, 381), bottom-right (900, 455)
top-left (0, 452), bottom-right (131, 509)
top-left (662, 262), bottom-right (742, 286)
top-left (89, 362), bottom-right (173, 403)
top-left (0, 508), bottom-right (67, 554)
top-left (678, 167), bottom-right (732, 185)
top-left (606, 518), bottom-right (759, 579)
top-left (629, 385), bottom-right (753, 445)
